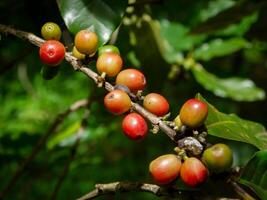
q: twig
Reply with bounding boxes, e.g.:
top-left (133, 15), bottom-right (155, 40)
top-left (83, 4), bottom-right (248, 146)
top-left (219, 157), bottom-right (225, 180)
top-left (230, 181), bottom-right (256, 200)
top-left (0, 24), bottom-right (179, 143)
top-left (76, 181), bottom-right (181, 200)
top-left (50, 108), bottom-right (91, 200)
top-left (0, 98), bottom-right (90, 199)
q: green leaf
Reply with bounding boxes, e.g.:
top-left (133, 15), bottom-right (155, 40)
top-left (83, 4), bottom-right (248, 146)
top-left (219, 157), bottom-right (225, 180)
top-left (239, 150), bottom-right (267, 200)
top-left (196, 94), bottom-right (267, 150)
top-left (160, 20), bottom-right (205, 52)
top-left (191, 0), bottom-right (264, 34)
top-left (47, 121), bottom-right (81, 149)
top-left (192, 65), bottom-right (265, 101)
top-left (193, 38), bottom-right (249, 61)
top-left (198, 0), bottom-right (236, 23)
top-left (57, 0), bottom-right (127, 45)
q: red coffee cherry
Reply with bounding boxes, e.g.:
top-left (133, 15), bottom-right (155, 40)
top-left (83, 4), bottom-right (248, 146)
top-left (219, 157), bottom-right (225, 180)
top-left (74, 30), bottom-right (98, 55)
top-left (180, 157), bottom-right (207, 187)
top-left (116, 69), bottom-right (146, 93)
top-left (122, 113), bottom-right (148, 140)
top-left (39, 40), bottom-right (65, 66)
top-left (143, 93), bottom-right (169, 116)
top-left (149, 154), bottom-right (181, 185)
top-left (104, 90), bottom-right (131, 115)
top-left (96, 53), bottom-right (123, 77)
top-left (179, 99), bottom-right (208, 128)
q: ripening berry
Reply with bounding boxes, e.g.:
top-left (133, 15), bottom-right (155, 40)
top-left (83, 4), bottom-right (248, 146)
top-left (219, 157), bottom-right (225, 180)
top-left (74, 30), bottom-right (98, 55)
top-left (98, 45), bottom-right (120, 56)
top-left (116, 69), bottom-right (146, 92)
top-left (96, 53), bottom-right (123, 77)
top-left (72, 46), bottom-right (86, 60)
top-left (202, 143), bottom-right (233, 173)
top-left (122, 113), bottom-right (148, 140)
top-left (180, 157), bottom-right (207, 187)
top-left (143, 93), bottom-right (169, 116)
top-left (39, 40), bottom-right (65, 66)
top-left (41, 22), bottom-right (62, 40)
top-left (179, 99), bottom-right (208, 128)
top-left (149, 154), bottom-right (181, 185)
top-left (104, 90), bottom-right (131, 115)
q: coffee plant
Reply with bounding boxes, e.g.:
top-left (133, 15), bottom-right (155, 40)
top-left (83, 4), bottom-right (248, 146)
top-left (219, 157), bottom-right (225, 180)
top-left (1, 0), bottom-right (267, 199)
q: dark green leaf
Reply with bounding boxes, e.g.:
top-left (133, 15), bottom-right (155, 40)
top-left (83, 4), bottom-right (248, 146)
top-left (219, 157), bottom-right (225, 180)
top-left (160, 20), bottom-right (205, 52)
top-left (196, 94), bottom-right (267, 150)
top-left (191, 0), bottom-right (265, 34)
top-left (192, 65), bottom-right (265, 101)
top-left (239, 150), bottom-right (267, 200)
top-left (57, 0), bottom-right (127, 45)
top-left (193, 38), bottom-right (249, 61)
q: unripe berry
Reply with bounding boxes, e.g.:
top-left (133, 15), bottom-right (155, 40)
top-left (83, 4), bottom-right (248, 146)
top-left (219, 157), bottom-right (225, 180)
top-left (143, 93), bottom-right (169, 116)
top-left (74, 30), bottom-right (98, 55)
top-left (122, 113), bottom-right (148, 140)
top-left (72, 46), bottom-right (85, 60)
top-left (179, 99), bottom-right (208, 128)
top-left (180, 157), bottom-right (207, 187)
top-left (41, 22), bottom-right (62, 40)
top-left (96, 53), bottom-right (123, 77)
top-left (202, 143), bottom-right (233, 173)
top-left (116, 69), bottom-right (146, 93)
top-left (149, 154), bottom-right (181, 185)
top-left (39, 40), bottom-right (65, 66)
top-left (98, 45), bottom-right (120, 56)
top-left (41, 65), bottom-right (59, 80)
top-left (104, 90), bottom-right (131, 115)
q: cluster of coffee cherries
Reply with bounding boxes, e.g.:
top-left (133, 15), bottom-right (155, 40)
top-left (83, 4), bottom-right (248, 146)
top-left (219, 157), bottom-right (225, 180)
top-left (150, 99), bottom-right (233, 187)
top-left (38, 22), bottom-right (234, 188)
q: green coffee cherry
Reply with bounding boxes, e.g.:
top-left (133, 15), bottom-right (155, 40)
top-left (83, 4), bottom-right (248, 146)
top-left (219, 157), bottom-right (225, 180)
top-left (41, 66), bottom-right (59, 80)
top-left (41, 22), bottom-right (62, 40)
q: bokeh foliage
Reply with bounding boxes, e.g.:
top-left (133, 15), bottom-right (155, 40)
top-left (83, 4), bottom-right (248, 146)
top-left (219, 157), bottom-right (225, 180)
top-left (1, 0), bottom-right (267, 199)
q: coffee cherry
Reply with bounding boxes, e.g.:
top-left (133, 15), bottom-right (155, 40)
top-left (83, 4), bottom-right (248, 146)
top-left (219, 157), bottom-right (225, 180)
top-left (74, 30), bottom-right (98, 55)
top-left (41, 22), bottom-right (62, 40)
top-left (180, 157), bottom-right (207, 187)
top-left (116, 69), bottom-right (146, 92)
top-left (104, 90), bottom-right (131, 115)
top-left (143, 93), bottom-right (169, 116)
top-left (72, 46), bottom-right (85, 60)
top-left (41, 65), bottom-right (59, 80)
top-left (96, 53), bottom-right (123, 77)
top-left (149, 154), bottom-right (181, 185)
top-left (98, 45), bottom-right (120, 56)
top-left (202, 143), bottom-right (233, 173)
top-left (122, 113), bottom-right (148, 140)
top-left (179, 99), bottom-right (208, 128)
top-left (39, 40), bottom-right (65, 66)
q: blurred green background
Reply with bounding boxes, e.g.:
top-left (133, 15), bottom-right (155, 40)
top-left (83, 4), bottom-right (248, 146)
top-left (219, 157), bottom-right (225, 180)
top-left (1, 0), bottom-right (267, 199)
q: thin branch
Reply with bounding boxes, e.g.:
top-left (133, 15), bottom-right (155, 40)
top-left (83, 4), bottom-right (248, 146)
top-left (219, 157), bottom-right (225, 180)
top-left (50, 109), bottom-right (91, 200)
top-left (0, 24), bottom-right (179, 143)
top-left (230, 181), bottom-right (256, 200)
top-left (0, 98), bottom-right (90, 199)
top-left (76, 181), bottom-right (181, 200)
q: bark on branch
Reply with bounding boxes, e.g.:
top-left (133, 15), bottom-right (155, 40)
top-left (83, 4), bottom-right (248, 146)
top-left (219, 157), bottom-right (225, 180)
top-left (0, 24), bottom-right (178, 142)
top-left (76, 181), bottom-right (181, 200)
